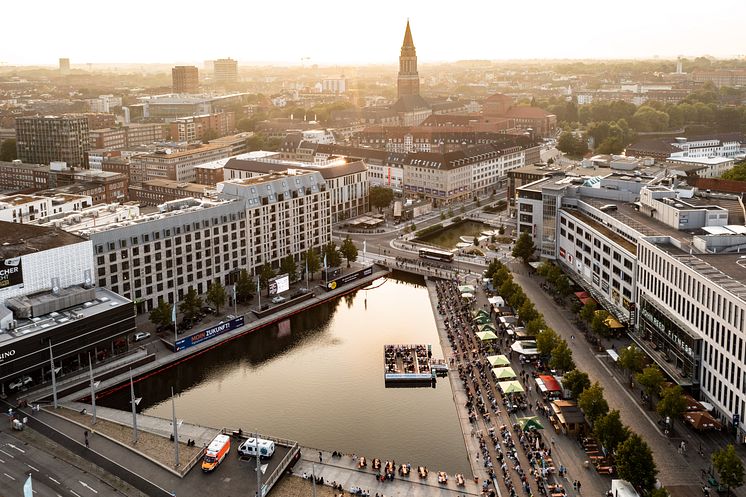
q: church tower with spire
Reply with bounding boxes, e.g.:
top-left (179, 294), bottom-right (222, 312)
top-left (397, 20), bottom-right (420, 99)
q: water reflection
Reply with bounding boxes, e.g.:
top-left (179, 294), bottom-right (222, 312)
top-left (99, 275), bottom-right (469, 473)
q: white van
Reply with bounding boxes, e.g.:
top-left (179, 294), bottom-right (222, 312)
top-left (237, 437), bottom-right (275, 459)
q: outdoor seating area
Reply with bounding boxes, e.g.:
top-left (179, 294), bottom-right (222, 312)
top-left (383, 344), bottom-right (435, 383)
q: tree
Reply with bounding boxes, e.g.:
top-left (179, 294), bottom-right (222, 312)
top-left (512, 231), bottom-right (536, 264)
top-left (549, 340), bottom-right (575, 373)
top-left (235, 269), bottom-right (254, 304)
top-left (536, 328), bottom-right (559, 357)
top-left (616, 434), bottom-right (658, 494)
top-left (201, 128), bottom-right (220, 143)
top-left (555, 274), bottom-right (571, 297)
top-left (557, 131), bottom-right (588, 157)
top-left (280, 255), bottom-right (298, 282)
top-left (619, 345), bottom-right (646, 378)
top-left (579, 300), bottom-right (597, 324)
top-left (656, 385), bottom-right (687, 428)
top-left (369, 186), bottom-right (394, 213)
top-left (0, 139), bottom-right (17, 162)
top-left (339, 236), bottom-right (358, 268)
top-left (322, 241), bottom-right (342, 268)
top-left (179, 288), bottom-right (203, 320)
top-left (518, 300), bottom-right (539, 323)
top-left (302, 249), bottom-right (321, 281)
top-left (149, 299), bottom-right (173, 328)
top-left (206, 280), bottom-right (227, 314)
top-left (525, 317), bottom-right (546, 336)
top-left (591, 309), bottom-right (611, 336)
top-left (722, 161), bottom-right (746, 182)
top-left (712, 445), bottom-right (745, 497)
top-left (593, 410), bottom-right (630, 455)
top-left (635, 366), bottom-right (665, 404)
top-left (578, 381), bottom-right (609, 425)
top-left (258, 263), bottom-right (275, 296)
top-left (563, 369), bottom-right (591, 399)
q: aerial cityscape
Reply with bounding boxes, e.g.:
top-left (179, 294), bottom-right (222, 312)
top-left (1, 3), bottom-right (745, 497)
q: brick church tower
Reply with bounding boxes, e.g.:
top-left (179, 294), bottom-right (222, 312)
top-left (397, 20), bottom-right (420, 99)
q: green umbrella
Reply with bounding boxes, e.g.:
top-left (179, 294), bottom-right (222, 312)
top-left (516, 416), bottom-right (544, 430)
top-left (487, 355), bottom-right (510, 367)
top-left (472, 309), bottom-right (489, 318)
top-left (478, 323), bottom-right (497, 333)
top-left (473, 314), bottom-right (491, 325)
top-left (476, 331), bottom-right (498, 341)
top-left (498, 380), bottom-right (525, 394)
top-left (492, 367), bottom-right (517, 379)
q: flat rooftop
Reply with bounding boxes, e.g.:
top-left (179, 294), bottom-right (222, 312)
top-left (1, 287), bottom-right (131, 345)
top-left (0, 222), bottom-right (86, 258)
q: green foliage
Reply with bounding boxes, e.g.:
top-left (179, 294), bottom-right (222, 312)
top-left (525, 317), bottom-right (546, 336)
top-left (339, 237), bottom-right (358, 268)
top-left (179, 288), bottom-right (203, 320)
top-left (722, 160), bottom-right (746, 182)
top-left (149, 299), bottom-right (173, 328)
top-left (557, 131), bottom-right (588, 157)
top-left (206, 280), bottom-right (227, 314)
top-left (536, 328), bottom-right (559, 357)
top-left (579, 300), bottom-right (598, 323)
top-left (591, 309), bottom-right (611, 336)
top-left (656, 385), bottom-right (687, 425)
top-left (616, 434), bottom-right (658, 494)
top-left (562, 369), bottom-right (591, 399)
top-left (302, 249), bottom-right (321, 280)
top-left (512, 231), bottom-right (536, 264)
top-left (578, 381), bottom-right (609, 425)
top-left (593, 410), bottom-right (630, 455)
top-left (0, 139), bottom-right (17, 162)
top-left (259, 263), bottom-right (275, 294)
top-left (280, 255), bottom-right (298, 282)
top-left (619, 345), bottom-right (646, 376)
top-left (518, 300), bottom-right (539, 323)
top-left (712, 444), bottom-right (745, 496)
top-left (322, 241), bottom-right (342, 268)
top-left (631, 106), bottom-right (670, 132)
top-left (635, 366), bottom-right (665, 399)
top-left (235, 269), bottom-right (254, 304)
top-left (549, 340), bottom-right (575, 373)
top-left (369, 186), bottom-right (394, 212)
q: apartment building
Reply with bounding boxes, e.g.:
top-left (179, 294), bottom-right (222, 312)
top-left (169, 112), bottom-right (236, 142)
top-left (16, 115), bottom-right (90, 167)
top-left (213, 58), bottom-right (238, 85)
top-left (0, 193), bottom-right (91, 223)
top-left (130, 142), bottom-right (235, 184)
top-left (172, 66), bottom-right (199, 94)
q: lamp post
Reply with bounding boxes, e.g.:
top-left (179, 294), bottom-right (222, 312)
top-left (48, 341), bottom-right (59, 409)
top-left (256, 431), bottom-right (262, 497)
top-left (171, 387), bottom-right (180, 467)
top-left (129, 369), bottom-right (141, 443)
top-left (87, 354), bottom-right (100, 424)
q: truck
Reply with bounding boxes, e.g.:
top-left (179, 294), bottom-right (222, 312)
top-left (202, 434), bottom-right (231, 472)
top-left (237, 437), bottom-right (275, 459)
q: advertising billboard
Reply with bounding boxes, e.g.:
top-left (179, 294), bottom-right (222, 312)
top-left (268, 274), bottom-right (290, 296)
top-left (0, 258), bottom-right (23, 290)
top-left (174, 316), bottom-right (245, 352)
top-left (325, 266), bottom-right (374, 291)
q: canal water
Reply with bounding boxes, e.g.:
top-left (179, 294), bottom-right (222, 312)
top-left (418, 220), bottom-right (493, 250)
top-left (100, 274), bottom-right (470, 474)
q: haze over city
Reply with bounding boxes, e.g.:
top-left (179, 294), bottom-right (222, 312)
top-left (4, 0), bottom-right (746, 65)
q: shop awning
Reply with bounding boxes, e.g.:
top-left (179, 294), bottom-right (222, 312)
top-left (604, 316), bottom-right (624, 329)
top-left (538, 375), bottom-right (562, 392)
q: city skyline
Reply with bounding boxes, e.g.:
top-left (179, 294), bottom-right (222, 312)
top-left (4, 0), bottom-right (745, 66)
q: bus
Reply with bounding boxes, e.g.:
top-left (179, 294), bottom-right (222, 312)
top-left (419, 247), bottom-right (454, 263)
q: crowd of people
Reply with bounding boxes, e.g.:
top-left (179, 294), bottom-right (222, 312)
top-left (435, 278), bottom-right (572, 497)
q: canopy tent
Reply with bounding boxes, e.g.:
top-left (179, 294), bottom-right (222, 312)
top-left (498, 380), bottom-right (525, 394)
top-left (488, 355), bottom-right (511, 367)
top-left (683, 411), bottom-right (722, 430)
top-left (511, 340), bottom-right (539, 356)
top-left (461, 292), bottom-right (474, 299)
top-left (488, 296), bottom-right (505, 306)
top-left (536, 375), bottom-right (562, 392)
top-left (478, 323), bottom-right (498, 333)
top-left (574, 291), bottom-right (590, 300)
top-left (492, 367), bottom-right (517, 379)
top-left (516, 416), bottom-right (544, 431)
top-left (473, 314), bottom-right (492, 325)
top-left (476, 331), bottom-right (499, 341)
top-left (604, 316), bottom-right (624, 329)
top-left (458, 285), bottom-right (476, 293)
top-left (472, 309), bottom-right (490, 318)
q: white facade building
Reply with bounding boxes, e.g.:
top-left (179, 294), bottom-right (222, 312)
top-left (0, 194), bottom-right (92, 224)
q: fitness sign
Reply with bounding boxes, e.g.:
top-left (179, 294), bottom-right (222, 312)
top-left (0, 258), bottom-right (23, 290)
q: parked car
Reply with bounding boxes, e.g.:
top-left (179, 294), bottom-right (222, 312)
top-left (201, 306), bottom-right (216, 315)
top-left (9, 376), bottom-right (32, 391)
top-left (271, 296), bottom-right (286, 304)
top-left (134, 332), bottom-right (151, 342)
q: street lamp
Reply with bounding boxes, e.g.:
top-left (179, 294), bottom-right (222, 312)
top-left (48, 341), bottom-right (61, 409)
top-left (129, 369), bottom-right (142, 443)
top-left (171, 387), bottom-right (181, 467)
top-left (88, 354), bottom-right (100, 424)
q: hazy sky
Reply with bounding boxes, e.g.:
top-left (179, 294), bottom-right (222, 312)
top-left (4, 0), bottom-right (745, 65)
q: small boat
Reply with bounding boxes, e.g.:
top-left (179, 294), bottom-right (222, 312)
top-left (418, 466), bottom-right (428, 478)
top-left (399, 464), bottom-right (411, 476)
top-left (456, 473), bottom-right (465, 486)
top-left (438, 471), bottom-right (448, 484)
top-left (373, 458), bottom-right (381, 470)
top-left (358, 456), bottom-right (367, 468)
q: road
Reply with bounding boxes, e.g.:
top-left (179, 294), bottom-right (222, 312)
top-left (0, 429), bottom-right (125, 497)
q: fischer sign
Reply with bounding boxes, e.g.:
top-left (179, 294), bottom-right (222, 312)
top-left (0, 258), bottom-right (23, 289)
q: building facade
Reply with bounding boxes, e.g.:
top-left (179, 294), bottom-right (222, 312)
top-left (16, 116), bottom-right (90, 167)
top-left (172, 66), bottom-right (199, 94)
top-left (397, 21), bottom-right (420, 99)
top-left (213, 58), bottom-right (238, 85)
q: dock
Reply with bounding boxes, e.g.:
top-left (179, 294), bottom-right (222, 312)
top-left (384, 344), bottom-right (438, 384)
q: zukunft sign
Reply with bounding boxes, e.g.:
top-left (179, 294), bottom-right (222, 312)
top-left (268, 274), bottom-right (289, 296)
top-left (0, 258), bottom-right (23, 290)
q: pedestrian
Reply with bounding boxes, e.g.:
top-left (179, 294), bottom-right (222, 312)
top-left (84, 430), bottom-right (89, 448)
top-left (577, 481), bottom-right (582, 494)
top-left (319, 451), bottom-right (323, 463)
